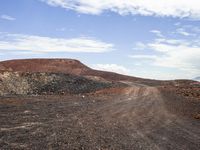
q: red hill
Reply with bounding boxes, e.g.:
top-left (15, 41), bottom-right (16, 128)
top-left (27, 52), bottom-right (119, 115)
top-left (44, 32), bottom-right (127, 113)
top-left (0, 59), bottom-right (90, 75)
top-left (0, 58), bottom-right (143, 82)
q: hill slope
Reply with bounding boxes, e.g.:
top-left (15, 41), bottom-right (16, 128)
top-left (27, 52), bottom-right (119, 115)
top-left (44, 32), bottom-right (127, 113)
top-left (0, 58), bottom-right (199, 98)
top-left (0, 72), bottom-right (123, 96)
top-left (0, 58), bottom-right (159, 85)
top-left (0, 59), bottom-right (90, 75)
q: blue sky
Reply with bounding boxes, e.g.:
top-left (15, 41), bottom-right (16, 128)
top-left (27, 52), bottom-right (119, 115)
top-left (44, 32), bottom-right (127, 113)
top-left (0, 0), bottom-right (200, 80)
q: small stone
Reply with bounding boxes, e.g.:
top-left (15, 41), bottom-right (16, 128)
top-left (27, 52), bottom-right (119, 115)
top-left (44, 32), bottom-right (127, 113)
top-left (194, 114), bottom-right (200, 119)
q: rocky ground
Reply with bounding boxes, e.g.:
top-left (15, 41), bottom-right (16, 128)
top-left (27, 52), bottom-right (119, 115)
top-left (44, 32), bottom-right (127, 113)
top-left (157, 80), bottom-right (200, 102)
top-left (0, 84), bottom-right (200, 150)
top-left (167, 83), bottom-right (200, 101)
top-left (0, 59), bottom-right (200, 150)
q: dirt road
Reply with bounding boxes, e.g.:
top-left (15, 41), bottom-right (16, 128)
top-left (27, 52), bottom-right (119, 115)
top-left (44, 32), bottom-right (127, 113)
top-left (0, 84), bottom-right (200, 149)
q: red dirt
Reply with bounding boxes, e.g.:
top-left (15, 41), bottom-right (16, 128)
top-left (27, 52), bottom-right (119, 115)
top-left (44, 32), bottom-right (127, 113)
top-left (0, 59), bottom-right (145, 83)
top-left (0, 59), bottom-right (90, 75)
top-left (94, 87), bottom-right (131, 95)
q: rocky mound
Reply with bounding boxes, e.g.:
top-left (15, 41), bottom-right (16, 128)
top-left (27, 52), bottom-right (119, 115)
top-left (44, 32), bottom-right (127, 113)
top-left (0, 59), bottom-right (161, 85)
top-left (0, 58), bottom-right (199, 98)
top-left (0, 71), bottom-right (124, 96)
top-left (0, 59), bottom-right (90, 75)
top-left (161, 80), bottom-right (200, 101)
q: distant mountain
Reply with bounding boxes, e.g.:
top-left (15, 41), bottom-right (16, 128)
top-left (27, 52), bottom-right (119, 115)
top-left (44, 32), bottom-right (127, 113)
top-left (193, 77), bottom-right (200, 81)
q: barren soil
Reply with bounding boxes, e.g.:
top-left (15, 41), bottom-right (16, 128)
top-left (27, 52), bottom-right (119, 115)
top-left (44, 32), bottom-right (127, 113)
top-left (1, 83), bottom-right (200, 150)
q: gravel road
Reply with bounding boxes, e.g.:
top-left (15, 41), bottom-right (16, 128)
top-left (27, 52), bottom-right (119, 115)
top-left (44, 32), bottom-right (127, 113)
top-left (0, 84), bottom-right (200, 149)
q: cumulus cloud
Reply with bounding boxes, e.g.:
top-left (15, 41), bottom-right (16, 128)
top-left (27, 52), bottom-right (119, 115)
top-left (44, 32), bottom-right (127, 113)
top-left (41, 0), bottom-right (200, 19)
top-left (0, 32), bottom-right (114, 53)
top-left (1, 14), bottom-right (16, 21)
top-left (92, 64), bottom-right (131, 75)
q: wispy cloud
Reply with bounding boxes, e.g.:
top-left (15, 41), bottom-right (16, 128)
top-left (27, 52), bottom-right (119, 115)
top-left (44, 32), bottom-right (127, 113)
top-left (0, 32), bottom-right (114, 53)
top-left (176, 28), bottom-right (194, 36)
top-left (150, 30), bottom-right (164, 37)
top-left (41, 0), bottom-right (200, 19)
top-left (130, 28), bottom-right (200, 78)
top-left (56, 27), bottom-right (66, 31)
top-left (132, 42), bottom-right (147, 50)
top-left (173, 23), bottom-right (200, 36)
top-left (129, 54), bottom-right (158, 59)
top-left (92, 64), bottom-right (131, 75)
top-left (148, 40), bottom-right (200, 70)
top-left (1, 14), bottom-right (16, 21)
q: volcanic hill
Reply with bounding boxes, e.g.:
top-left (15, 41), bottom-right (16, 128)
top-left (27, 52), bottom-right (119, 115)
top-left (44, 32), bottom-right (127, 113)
top-left (0, 58), bottom-right (199, 98)
top-left (0, 58), bottom-right (145, 82)
top-left (0, 59), bottom-right (130, 96)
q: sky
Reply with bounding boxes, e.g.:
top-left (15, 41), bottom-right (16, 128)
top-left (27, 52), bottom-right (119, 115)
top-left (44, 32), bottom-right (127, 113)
top-left (0, 0), bottom-right (200, 80)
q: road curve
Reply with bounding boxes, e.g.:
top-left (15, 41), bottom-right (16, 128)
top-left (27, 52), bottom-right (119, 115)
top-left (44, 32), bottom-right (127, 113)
top-left (95, 84), bottom-right (200, 149)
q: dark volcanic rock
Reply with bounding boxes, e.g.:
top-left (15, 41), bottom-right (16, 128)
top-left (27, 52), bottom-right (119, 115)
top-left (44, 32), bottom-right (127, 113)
top-left (0, 72), bottom-right (124, 96)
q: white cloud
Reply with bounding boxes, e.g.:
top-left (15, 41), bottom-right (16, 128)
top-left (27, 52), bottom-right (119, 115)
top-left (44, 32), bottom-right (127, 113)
top-left (176, 28), bottom-right (194, 36)
top-left (41, 0), bottom-right (200, 19)
top-left (1, 14), bottom-right (16, 21)
top-left (0, 32), bottom-right (114, 53)
top-left (129, 54), bottom-right (158, 59)
top-left (133, 42), bottom-right (147, 50)
top-left (150, 30), bottom-right (164, 37)
top-left (130, 36), bottom-right (200, 78)
top-left (153, 38), bottom-right (187, 46)
top-left (92, 64), bottom-right (131, 75)
top-left (149, 42), bottom-right (200, 70)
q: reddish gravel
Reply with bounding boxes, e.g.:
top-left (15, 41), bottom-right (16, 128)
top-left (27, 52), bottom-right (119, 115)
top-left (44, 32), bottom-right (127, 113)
top-left (0, 85), bottom-right (200, 149)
